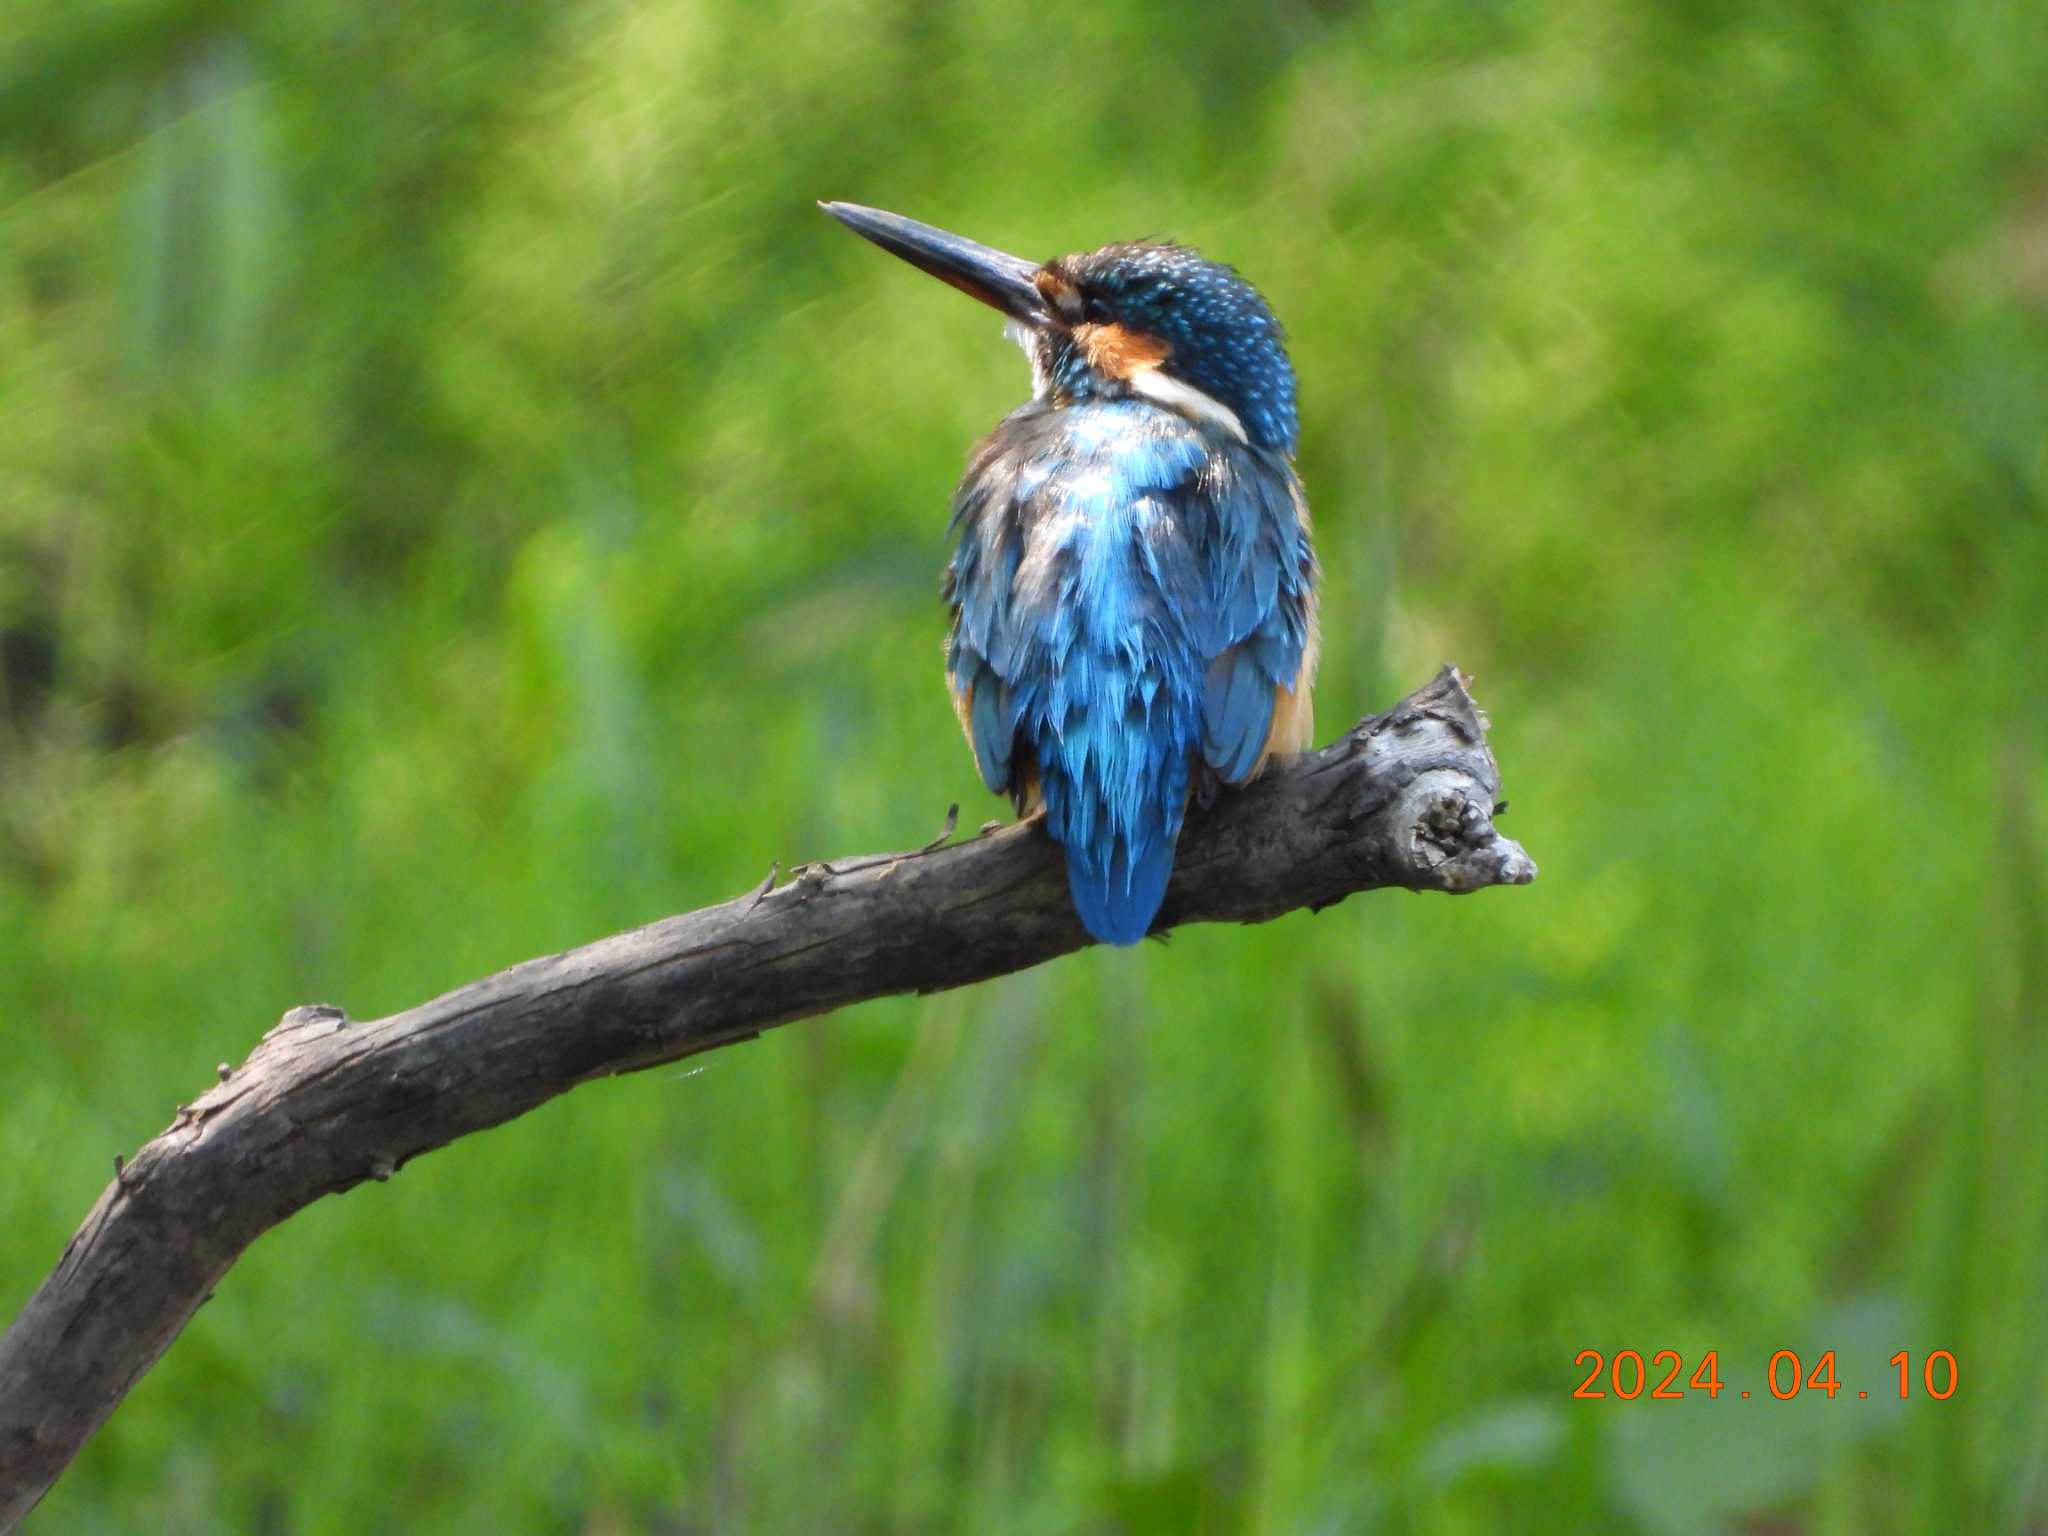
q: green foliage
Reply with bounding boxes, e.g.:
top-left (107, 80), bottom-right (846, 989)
top-left (5, 0), bottom-right (2046, 1529)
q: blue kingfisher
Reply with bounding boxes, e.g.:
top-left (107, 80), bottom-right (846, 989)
top-left (822, 202), bottom-right (1320, 945)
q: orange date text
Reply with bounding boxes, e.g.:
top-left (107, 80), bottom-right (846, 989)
top-left (1572, 1349), bottom-right (1957, 1401)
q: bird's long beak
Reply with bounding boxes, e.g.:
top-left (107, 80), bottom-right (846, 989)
top-left (820, 202), bottom-right (1052, 329)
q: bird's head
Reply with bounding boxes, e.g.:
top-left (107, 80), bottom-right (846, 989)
top-left (822, 202), bottom-right (1298, 455)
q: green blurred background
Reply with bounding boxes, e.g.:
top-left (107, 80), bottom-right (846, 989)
top-left (4, 0), bottom-right (2046, 1530)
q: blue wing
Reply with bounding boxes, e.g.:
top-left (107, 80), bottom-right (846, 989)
top-left (945, 399), bottom-right (1317, 944)
top-left (1194, 450), bottom-right (1319, 785)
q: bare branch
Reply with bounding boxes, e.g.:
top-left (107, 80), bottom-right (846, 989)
top-left (0, 666), bottom-right (1533, 1527)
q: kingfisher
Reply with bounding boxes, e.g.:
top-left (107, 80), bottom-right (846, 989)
top-left (822, 202), bottom-right (1320, 945)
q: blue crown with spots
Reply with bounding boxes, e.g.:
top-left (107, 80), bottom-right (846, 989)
top-left (1057, 243), bottom-right (1300, 455)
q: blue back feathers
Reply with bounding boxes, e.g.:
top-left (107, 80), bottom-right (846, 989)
top-left (948, 398), bottom-right (1316, 944)
top-left (943, 237), bottom-right (1317, 945)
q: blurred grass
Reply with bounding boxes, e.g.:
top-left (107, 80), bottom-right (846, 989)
top-left (4, 0), bottom-right (2046, 1530)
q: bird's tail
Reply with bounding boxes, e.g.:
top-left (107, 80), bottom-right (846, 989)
top-left (1038, 722), bottom-right (1190, 947)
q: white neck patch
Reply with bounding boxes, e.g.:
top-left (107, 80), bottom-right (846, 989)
top-left (1127, 366), bottom-right (1249, 444)
top-left (1005, 320), bottom-right (1250, 445)
top-left (1006, 320), bottom-right (1053, 402)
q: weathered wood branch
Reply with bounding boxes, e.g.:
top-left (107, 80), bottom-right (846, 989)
top-left (0, 666), bottom-right (1533, 1527)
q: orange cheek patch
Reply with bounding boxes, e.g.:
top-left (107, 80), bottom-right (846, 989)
top-left (1078, 322), bottom-right (1172, 380)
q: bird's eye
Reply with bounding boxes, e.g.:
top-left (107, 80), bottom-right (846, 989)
top-left (1083, 295), bottom-right (1113, 325)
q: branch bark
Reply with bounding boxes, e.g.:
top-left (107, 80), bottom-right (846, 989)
top-left (0, 665), bottom-right (1534, 1527)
